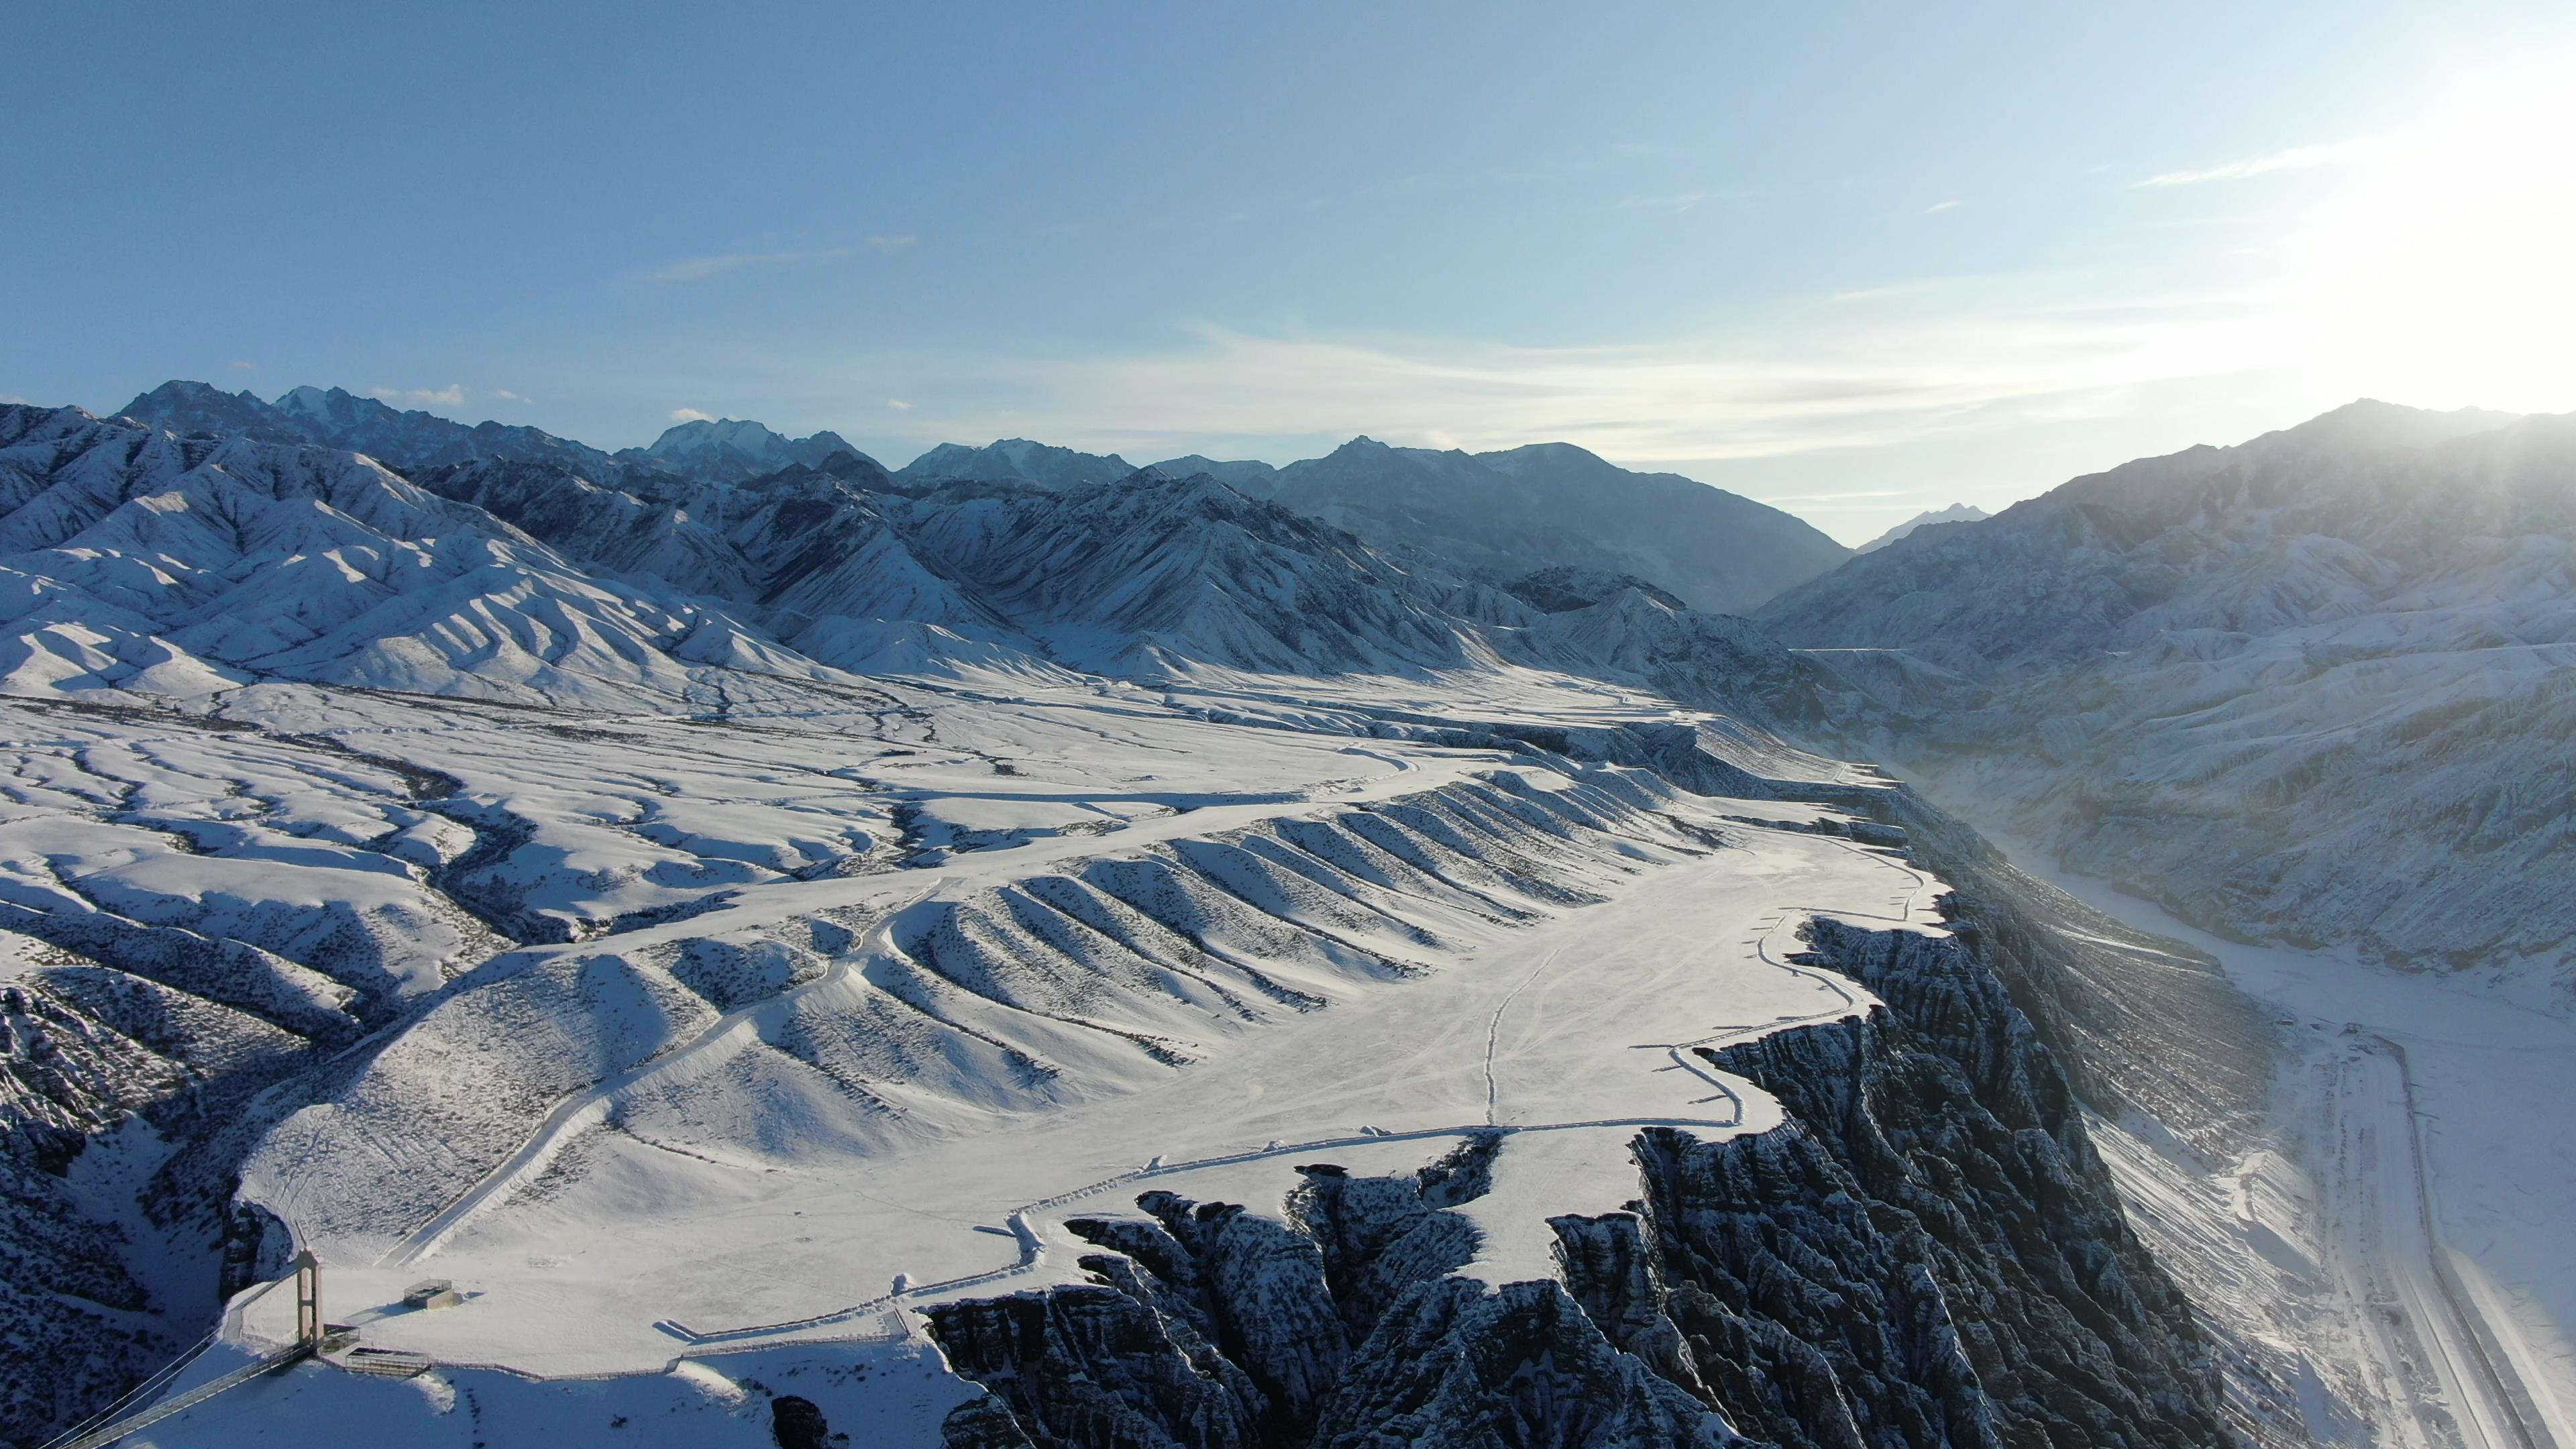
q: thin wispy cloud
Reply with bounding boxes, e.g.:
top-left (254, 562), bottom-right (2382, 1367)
top-left (865, 234), bottom-right (917, 253)
top-left (886, 398), bottom-right (914, 410)
top-left (730, 278), bottom-right (2282, 468)
top-left (1617, 191), bottom-right (1706, 215)
top-left (2137, 140), bottom-right (2370, 188)
top-left (669, 407), bottom-right (715, 423)
top-left (0, 394), bottom-right (30, 407)
top-left (227, 359), bottom-right (258, 372)
top-left (372, 383), bottom-right (468, 407)
top-left (645, 248), bottom-right (855, 284)
top-left (491, 388), bottom-right (528, 402)
top-left (1924, 200), bottom-right (1963, 214)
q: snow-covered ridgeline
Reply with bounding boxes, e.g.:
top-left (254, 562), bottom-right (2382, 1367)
top-left (0, 402), bottom-right (1851, 731)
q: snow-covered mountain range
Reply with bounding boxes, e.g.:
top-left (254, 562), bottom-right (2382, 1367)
top-left (1761, 400), bottom-right (2576, 983)
top-left (120, 380), bottom-right (628, 478)
top-left (118, 384), bottom-right (1846, 618)
top-left (5, 380), bottom-right (2567, 1449)
top-left (1, 401), bottom-right (1861, 730)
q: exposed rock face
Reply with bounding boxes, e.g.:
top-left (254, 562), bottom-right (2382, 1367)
top-left (928, 1135), bottom-right (1740, 1449)
top-left (1627, 918), bottom-right (2227, 1449)
top-left (0, 959), bottom-right (217, 1444)
top-left (922, 911), bottom-right (2231, 1449)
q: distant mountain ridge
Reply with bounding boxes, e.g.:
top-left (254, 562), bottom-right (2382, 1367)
top-left (623, 416), bottom-right (875, 482)
top-left (1856, 502), bottom-right (1987, 553)
top-left (3, 399), bottom-right (1847, 735)
top-left (897, 437), bottom-right (1136, 492)
top-left (109, 379), bottom-right (1850, 614)
top-left (1254, 437), bottom-right (1851, 615)
top-left (120, 380), bottom-right (625, 478)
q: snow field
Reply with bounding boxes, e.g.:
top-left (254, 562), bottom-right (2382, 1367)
top-left (237, 784), bottom-right (1933, 1383)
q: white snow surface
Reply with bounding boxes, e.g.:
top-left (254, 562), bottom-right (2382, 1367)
top-left (43, 668), bottom-right (1937, 1444)
top-left (239, 704), bottom-right (1923, 1346)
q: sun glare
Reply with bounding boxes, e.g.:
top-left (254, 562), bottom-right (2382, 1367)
top-left (2297, 70), bottom-right (2576, 415)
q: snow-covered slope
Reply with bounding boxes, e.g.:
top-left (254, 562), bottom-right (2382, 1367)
top-left (0, 404), bottom-right (771, 708)
top-left (9, 671), bottom-right (2249, 1449)
top-left (1854, 501), bottom-right (1987, 553)
top-left (1760, 400), bottom-right (2576, 982)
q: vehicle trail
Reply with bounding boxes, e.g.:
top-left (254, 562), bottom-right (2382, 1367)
top-left (1483, 945), bottom-right (1565, 1126)
top-left (2341, 1032), bottom-right (2557, 1449)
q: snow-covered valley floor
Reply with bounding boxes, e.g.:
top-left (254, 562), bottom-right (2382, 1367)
top-left (1945, 802), bottom-right (2576, 1449)
top-left (46, 672), bottom-right (1943, 1445)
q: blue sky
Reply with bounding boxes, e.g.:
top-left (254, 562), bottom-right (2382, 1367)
top-left (7, 1), bottom-right (2573, 541)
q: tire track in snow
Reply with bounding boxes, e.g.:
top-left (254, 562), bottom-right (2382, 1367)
top-left (2347, 1033), bottom-right (2557, 1449)
top-left (1483, 945), bottom-right (1565, 1126)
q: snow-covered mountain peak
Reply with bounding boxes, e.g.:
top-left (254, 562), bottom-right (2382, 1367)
top-left (2262, 396), bottom-right (2524, 456)
top-left (116, 378), bottom-right (627, 478)
top-left (894, 436), bottom-right (1137, 491)
top-left (1856, 502), bottom-right (1989, 553)
top-left (637, 416), bottom-right (871, 482)
top-left (1145, 453), bottom-right (1281, 492)
top-left (118, 379), bottom-right (297, 441)
top-left (1269, 434), bottom-right (1851, 616)
top-left (1473, 439), bottom-right (1614, 477)
top-left (273, 383), bottom-right (345, 421)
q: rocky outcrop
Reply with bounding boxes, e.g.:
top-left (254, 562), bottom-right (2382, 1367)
top-left (928, 1136), bottom-right (1739, 1449)
top-left (922, 910), bottom-right (2231, 1449)
top-left (1598, 920), bottom-right (2227, 1449)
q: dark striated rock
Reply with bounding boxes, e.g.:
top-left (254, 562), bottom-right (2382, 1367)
top-left (1600, 916), bottom-right (2230, 1449)
top-left (1311, 1275), bottom-right (1746, 1449)
top-left (922, 1285), bottom-right (1267, 1449)
top-left (770, 1393), bottom-right (832, 1449)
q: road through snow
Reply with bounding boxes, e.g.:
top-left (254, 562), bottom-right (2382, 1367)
top-left (2328, 1034), bottom-right (2557, 1449)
